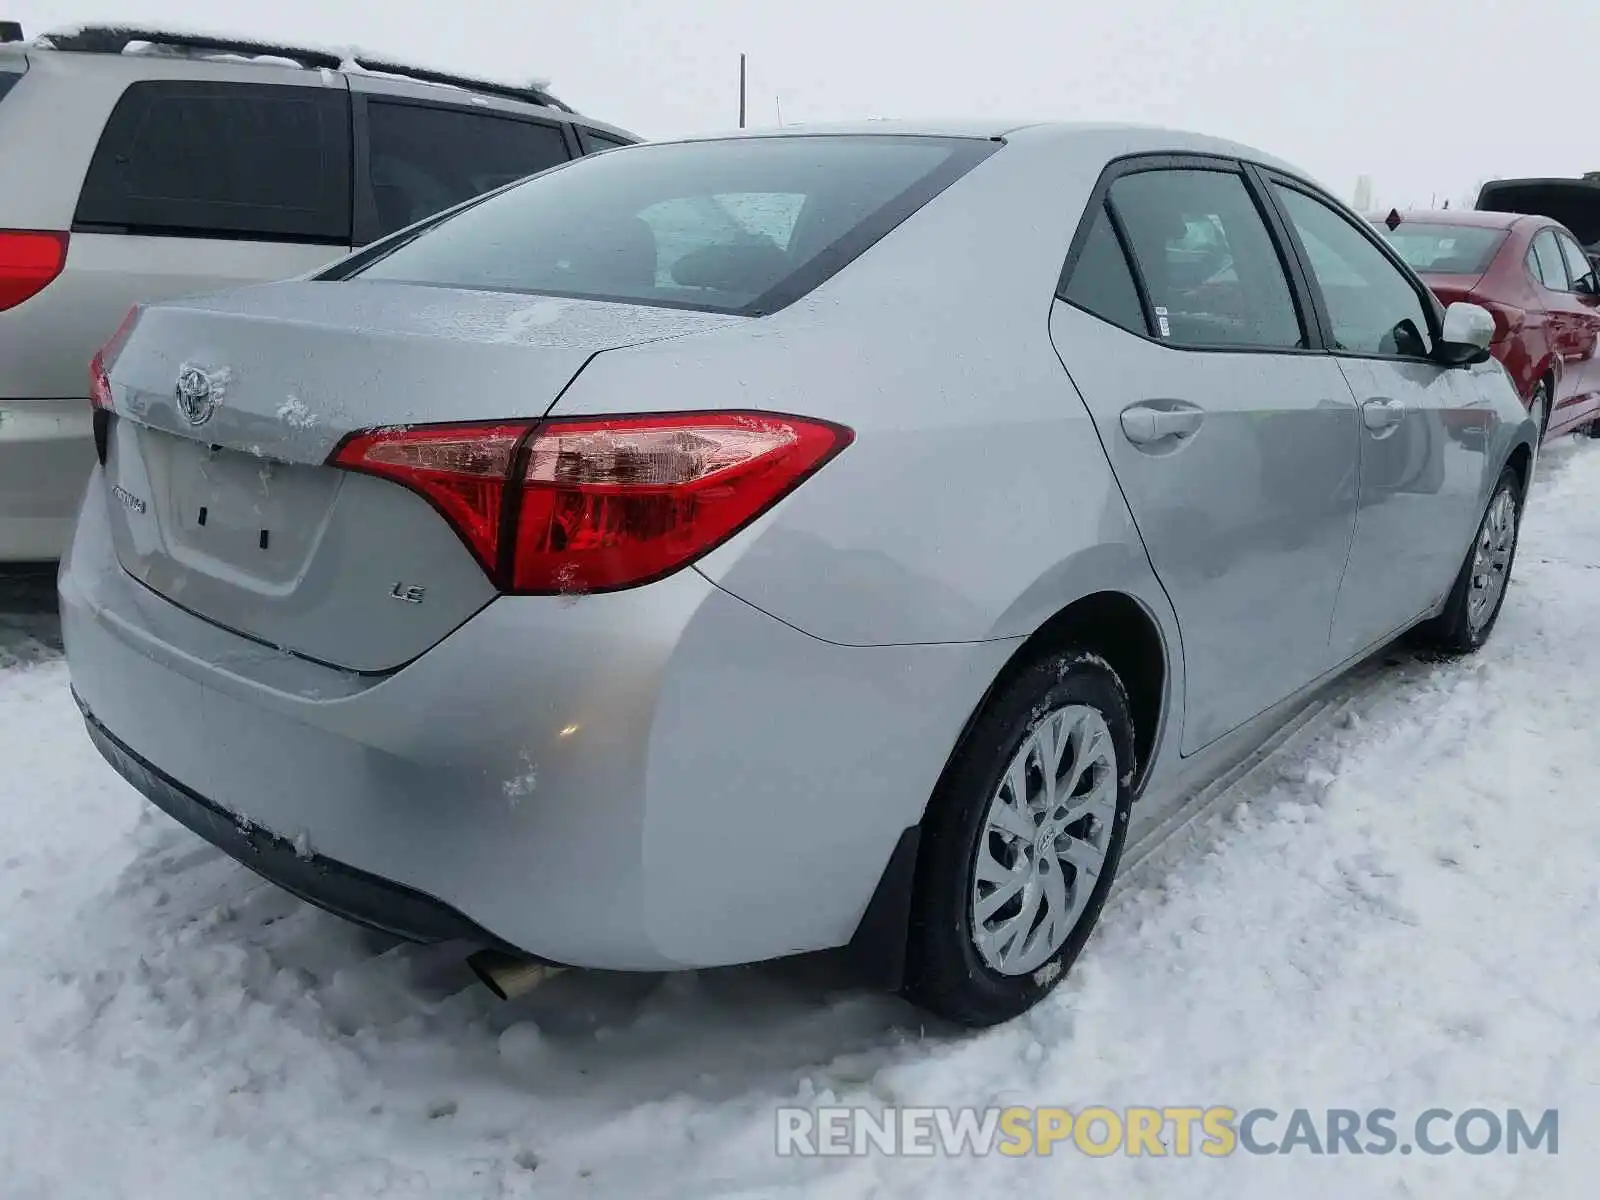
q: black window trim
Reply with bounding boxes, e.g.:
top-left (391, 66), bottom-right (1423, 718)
top-left (1056, 151), bottom-right (1322, 357)
top-left (70, 77), bottom-right (355, 246)
top-left (350, 91), bottom-right (579, 246)
top-left (1255, 166), bottom-right (1446, 367)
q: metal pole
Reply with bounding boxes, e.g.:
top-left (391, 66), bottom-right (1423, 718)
top-left (739, 54), bottom-right (747, 128)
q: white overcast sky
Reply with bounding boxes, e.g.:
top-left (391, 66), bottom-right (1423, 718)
top-left (11, 0), bottom-right (1594, 209)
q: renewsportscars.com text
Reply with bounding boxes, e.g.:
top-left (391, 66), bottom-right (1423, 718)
top-left (776, 1105), bottom-right (1559, 1158)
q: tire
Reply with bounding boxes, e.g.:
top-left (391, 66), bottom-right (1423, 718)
top-left (902, 651), bottom-right (1135, 1027)
top-left (1415, 466), bottom-right (1523, 655)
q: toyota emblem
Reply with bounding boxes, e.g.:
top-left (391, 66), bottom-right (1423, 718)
top-left (175, 364), bottom-right (219, 427)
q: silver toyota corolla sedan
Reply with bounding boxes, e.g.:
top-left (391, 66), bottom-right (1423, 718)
top-left (62, 120), bottom-right (1536, 1027)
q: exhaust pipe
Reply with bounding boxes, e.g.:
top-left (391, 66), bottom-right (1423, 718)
top-left (467, 948), bottom-right (568, 1000)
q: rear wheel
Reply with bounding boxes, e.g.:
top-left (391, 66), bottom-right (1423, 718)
top-left (902, 652), bottom-right (1135, 1027)
top-left (1415, 466), bottom-right (1523, 655)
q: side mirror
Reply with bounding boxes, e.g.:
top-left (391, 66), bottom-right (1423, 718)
top-left (1576, 274), bottom-right (1600, 297)
top-left (1434, 301), bottom-right (1495, 366)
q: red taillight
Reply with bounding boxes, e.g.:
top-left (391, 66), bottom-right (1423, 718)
top-left (0, 229), bottom-right (68, 312)
top-left (331, 411), bottom-right (853, 594)
top-left (89, 306), bottom-right (140, 412)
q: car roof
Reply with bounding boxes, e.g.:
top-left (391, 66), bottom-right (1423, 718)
top-left (664, 119), bottom-right (1317, 178)
top-left (19, 24), bottom-right (589, 118)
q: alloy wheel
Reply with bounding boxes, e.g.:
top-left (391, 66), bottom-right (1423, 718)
top-left (970, 704), bottom-right (1118, 975)
top-left (1467, 487), bottom-right (1517, 632)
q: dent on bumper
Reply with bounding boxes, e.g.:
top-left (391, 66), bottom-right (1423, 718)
top-left (61, 470), bottom-right (1016, 970)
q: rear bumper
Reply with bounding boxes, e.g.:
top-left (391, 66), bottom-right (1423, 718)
top-left (78, 695), bottom-right (519, 950)
top-left (61, 467), bottom-right (1012, 970)
top-left (0, 398), bottom-right (93, 561)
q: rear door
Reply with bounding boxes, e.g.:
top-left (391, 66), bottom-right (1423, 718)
top-left (349, 83), bottom-right (575, 244)
top-left (1050, 158), bottom-right (1360, 753)
top-left (1265, 176), bottom-right (1491, 659)
top-left (1549, 228), bottom-right (1600, 432)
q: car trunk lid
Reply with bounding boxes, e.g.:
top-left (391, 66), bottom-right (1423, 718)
top-left (98, 280), bottom-right (741, 671)
top-left (1477, 178), bottom-right (1600, 252)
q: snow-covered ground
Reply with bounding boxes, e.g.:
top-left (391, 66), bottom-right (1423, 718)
top-left (5, 444), bottom-right (1600, 1199)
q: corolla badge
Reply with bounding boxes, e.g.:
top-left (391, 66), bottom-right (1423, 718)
top-left (175, 363), bottom-right (221, 427)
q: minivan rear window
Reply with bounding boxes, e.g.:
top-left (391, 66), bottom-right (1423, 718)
top-left (347, 134), bottom-right (998, 315)
top-left (1378, 224), bottom-right (1506, 275)
top-left (75, 79), bottom-right (351, 242)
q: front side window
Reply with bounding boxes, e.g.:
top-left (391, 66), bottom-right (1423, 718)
top-left (1107, 168), bottom-right (1303, 350)
top-left (1273, 184), bottom-right (1432, 358)
top-left (74, 80), bottom-right (351, 241)
top-left (1557, 232), bottom-right (1595, 291)
top-left (350, 135), bottom-right (994, 315)
top-left (367, 101), bottom-right (571, 238)
top-left (1530, 230), bottom-right (1570, 290)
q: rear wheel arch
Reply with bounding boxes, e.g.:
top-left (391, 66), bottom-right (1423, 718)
top-left (944, 591), bottom-right (1169, 802)
top-left (1506, 441), bottom-right (1534, 498)
top-left (843, 590), bottom-right (1170, 991)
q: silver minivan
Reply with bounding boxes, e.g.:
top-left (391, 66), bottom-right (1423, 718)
top-left (0, 24), bottom-right (635, 562)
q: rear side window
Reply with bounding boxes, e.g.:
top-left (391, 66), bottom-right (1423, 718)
top-left (579, 128), bottom-right (633, 154)
top-left (75, 81), bottom-right (350, 242)
top-left (1108, 168), bottom-right (1303, 350)
top-left (366, 101), bottom-right (572, 238)
top-left (0, 70), bottom-right (21, 104)
top-left (1060, 203), bottom-right (1147, 334)
top-left (349, 134), bottom-right (996, 315)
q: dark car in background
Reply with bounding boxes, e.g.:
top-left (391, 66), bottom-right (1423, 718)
top-left (1377, 209), bottom-right (1600, 443)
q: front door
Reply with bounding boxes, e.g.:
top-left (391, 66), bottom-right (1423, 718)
top-left (1051, 162), bottom-right (1360, 753)
top-left (1266, 179), bottom-right (1491, 660)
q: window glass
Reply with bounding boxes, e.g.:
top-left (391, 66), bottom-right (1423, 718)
top-left (1557, 232), bottom-right (1594, 290)
top-left (1059, 203), bottom-right (1147, 334)
top-left (367, 102), bottom-right (571, 237)
top-left (353, 135), bottom-right (989, 315)
top-left (1108, 169), bottom-right (1302, 349)
top-left (1530, 231), bottom-right (1569, 290)
top-left (1273, 184), bottom-right (1433, 358)
top-left (74, 80), bottom-right (350, 241)
top-left (581, 129), bottom-right (632, 153)
top-left (1379, 224), bottom-right (1506, 275)
top-left (0, 70), bottom-right (21, 104)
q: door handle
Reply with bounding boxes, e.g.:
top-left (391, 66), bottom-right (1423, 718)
top-left (1121, 404), bottom-right (1205, 445)
top-left (1361, 398), bottom-right (1406, 432)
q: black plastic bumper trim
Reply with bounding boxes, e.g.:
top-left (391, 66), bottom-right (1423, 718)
top-left (75, 690), bottom-right (521, 952)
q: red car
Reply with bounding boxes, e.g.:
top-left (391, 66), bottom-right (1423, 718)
top-left (1375, 209), bottom-right (1600, 442)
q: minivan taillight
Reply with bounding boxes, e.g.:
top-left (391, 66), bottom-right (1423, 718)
top-left (331, 411), bottom-right (853, 593)
top-left (0, 230), bottom-right (68, 312)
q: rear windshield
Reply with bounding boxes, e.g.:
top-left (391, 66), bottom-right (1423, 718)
top-left (1378, 224), bottom-right (1507, 275)
top-left (347, 134), bottom-right (997, 315)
